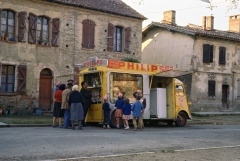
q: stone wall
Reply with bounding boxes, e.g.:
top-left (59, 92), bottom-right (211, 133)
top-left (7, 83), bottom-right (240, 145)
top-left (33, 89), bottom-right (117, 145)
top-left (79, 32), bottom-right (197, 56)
top-left (0, 0), bottom-right (143, 110)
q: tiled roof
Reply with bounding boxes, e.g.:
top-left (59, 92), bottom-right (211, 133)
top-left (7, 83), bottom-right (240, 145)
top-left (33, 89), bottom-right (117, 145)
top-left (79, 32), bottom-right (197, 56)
top-left (143, 22), bottom-right (240, 41)
top-left (48, 0), bottom-right (146, 20)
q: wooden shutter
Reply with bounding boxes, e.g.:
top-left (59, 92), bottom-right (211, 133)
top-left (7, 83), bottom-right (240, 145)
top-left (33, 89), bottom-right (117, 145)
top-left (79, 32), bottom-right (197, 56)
top-left (52, 18), bottom-right (60, 46)
top-left (203, 44), bottom-right (210, 63)
top-left (237, 80), bottom-right (240, 97)
top-left (82, 19), bottom-right (89, 48)
top-left (208, 80), bottom-right (215, 97)
top-left (18, 12), bottom-right (26, 42)
top-left (107, 23), bottom-right (115, 52)
top-left (209, 45), bottom-right (213, 63)
top-left (0, 9), bottom-right (2, 35)
top-left (89, 20), bottom-right (95, 49)
top-left (124, 27), bottom-right (131, 54)
top-left (28, 13), bottom-right (37, 44)
top-left (0, 62), bottom-right (2, 91)
top-left (74, 66), bottom-right (80, 85)
top-left (219, 47), bottom-right (226, 65)
top-left (17, 65), bottom-right (27, 94)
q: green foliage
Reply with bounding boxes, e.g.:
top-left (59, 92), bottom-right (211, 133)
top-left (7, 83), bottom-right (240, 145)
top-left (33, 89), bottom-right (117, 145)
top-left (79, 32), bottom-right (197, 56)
top-left (121, 57), bottom-right (140, 63)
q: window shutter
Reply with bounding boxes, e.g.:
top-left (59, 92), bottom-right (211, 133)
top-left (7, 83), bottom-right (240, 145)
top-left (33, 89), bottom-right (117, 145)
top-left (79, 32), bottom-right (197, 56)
top-left (28, 13), bottom-right (37, 44)
top-left (219, 47), bottom-right (226, 65)
top-left (82, 19), bottom-right (89, 48)
top-left (203, 44), bottom-right (210, 63)
top-left (18, 11), bottom-right (27, 42)
top-left (208, 80), bottom-right (215, 97)
top-left (17, 65), bottom-right (27, 94)
top-left (89, 20), bottom-right (95, 49)
top-left (0, 63), bottom-right (2, 91)
top-left (74, 66), bottom-right (80, 85)
top-left (52, 18), bottom-right (60, 46)
top-left (107, 23), bottom-right (115, 52)
top-left (0, 9), bottom-right (2, 35)
top-left (237, 80), bottom-right (240, 97)
top-left (124, 27), bottom-right (131, 54)
top-left (209, 45), bottom-right (213, 63)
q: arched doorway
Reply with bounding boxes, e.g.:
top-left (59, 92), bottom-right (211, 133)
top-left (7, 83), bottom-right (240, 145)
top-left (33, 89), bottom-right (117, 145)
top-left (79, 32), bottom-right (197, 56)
top-left (39, 68), bottom-right (53, 111)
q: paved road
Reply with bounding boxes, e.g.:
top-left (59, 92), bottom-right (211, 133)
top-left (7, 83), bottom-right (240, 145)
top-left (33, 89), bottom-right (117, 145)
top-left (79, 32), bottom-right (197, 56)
top-left (0, 124), bottom-right (240, 161)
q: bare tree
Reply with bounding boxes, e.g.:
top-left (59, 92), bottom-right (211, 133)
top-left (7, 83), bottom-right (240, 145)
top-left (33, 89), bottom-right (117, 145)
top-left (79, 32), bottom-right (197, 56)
top-left (227, 0), bottom-right (239, 10)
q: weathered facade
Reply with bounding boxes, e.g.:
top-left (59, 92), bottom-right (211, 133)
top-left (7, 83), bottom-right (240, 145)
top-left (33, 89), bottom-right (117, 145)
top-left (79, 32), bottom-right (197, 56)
top-left (0, 0), bottom-right (145, 111)
top-left (142, 10), bottom-right (240, 112)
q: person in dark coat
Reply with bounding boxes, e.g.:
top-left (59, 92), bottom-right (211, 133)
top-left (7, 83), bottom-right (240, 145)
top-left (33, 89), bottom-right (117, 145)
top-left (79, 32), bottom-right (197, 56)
top-left (68, 85), bottom-right (85, 130)
top-left (102, 95), bottom-right (111, 129)
top-left (80, 81), bottom-right (92, 126)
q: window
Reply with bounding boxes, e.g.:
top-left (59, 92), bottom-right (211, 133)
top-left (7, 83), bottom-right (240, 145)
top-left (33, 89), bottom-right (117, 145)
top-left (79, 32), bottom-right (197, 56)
top-left (107, 23), bottom-right (131, 53)
top-left (208, 80), bottom-right (215, 97)
top-left (1, 65), bottom-right (15, 93)
top-left (114, 26), bottom-right (122, 52)
top-left (82, 19), bottom-right (95, 49)
top-left (219, 46), bottom-right (226, 65)
top-left (238, 79), bottom-right (240, 97)
top-left (29, 13), bottom-right (60, 46)
top-left (37, 16), bottom-right (48, 44)
top-left (1, 10), bottom-right (15, 40)
top-left (110, 73), bottom-right (143, 103)
top-left (203, 44), bottom-right (213, 63)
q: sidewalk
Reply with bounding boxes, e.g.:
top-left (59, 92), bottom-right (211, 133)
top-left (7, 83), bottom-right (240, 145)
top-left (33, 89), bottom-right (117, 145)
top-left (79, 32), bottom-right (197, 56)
top-left (0, 112), bottom-right (240, 128)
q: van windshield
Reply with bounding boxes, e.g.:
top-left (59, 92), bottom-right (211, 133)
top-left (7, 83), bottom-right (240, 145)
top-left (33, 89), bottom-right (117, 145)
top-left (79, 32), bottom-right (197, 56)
top-left (110, 73), bottom-right (143, 104)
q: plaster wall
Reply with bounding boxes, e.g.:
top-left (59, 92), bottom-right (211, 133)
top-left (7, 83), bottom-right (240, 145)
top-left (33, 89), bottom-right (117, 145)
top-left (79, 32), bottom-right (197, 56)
top-left (142, 28), bottom-right (194, 71)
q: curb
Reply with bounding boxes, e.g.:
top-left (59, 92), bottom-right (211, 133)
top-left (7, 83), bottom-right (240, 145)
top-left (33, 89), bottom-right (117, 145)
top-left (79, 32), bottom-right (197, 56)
top-left (0, 124), bottom-right (52, 128)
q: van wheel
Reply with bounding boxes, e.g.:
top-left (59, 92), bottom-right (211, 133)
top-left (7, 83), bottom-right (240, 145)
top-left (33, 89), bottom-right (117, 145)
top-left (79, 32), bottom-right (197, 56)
top-left (175, 112), bottom-right (187, 127)
top-left (110, 110), bottom-right (123, 128)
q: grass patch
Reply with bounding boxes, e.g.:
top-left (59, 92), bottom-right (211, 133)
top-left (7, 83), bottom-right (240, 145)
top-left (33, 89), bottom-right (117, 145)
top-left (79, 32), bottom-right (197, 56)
top-left (0, 114), bottom-right (52, 124)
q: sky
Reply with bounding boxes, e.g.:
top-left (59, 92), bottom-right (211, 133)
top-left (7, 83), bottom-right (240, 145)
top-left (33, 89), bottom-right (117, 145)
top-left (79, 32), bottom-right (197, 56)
top-left (122, 0), bottom-right (240, 31)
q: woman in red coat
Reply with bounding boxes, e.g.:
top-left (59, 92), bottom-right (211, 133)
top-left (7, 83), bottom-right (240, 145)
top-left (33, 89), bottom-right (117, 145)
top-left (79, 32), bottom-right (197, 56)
top-left (52, 84), bottom-right (65, 128)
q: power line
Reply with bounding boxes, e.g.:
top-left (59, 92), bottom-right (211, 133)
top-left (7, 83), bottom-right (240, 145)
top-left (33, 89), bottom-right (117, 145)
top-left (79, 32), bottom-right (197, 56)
top-left (140, 1), bottom-right (226, 14)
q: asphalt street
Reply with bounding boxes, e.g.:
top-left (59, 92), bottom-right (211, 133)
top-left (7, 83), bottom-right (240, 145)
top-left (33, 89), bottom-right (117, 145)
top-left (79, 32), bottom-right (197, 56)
top-left (0, 124), bottom-right (240, 161)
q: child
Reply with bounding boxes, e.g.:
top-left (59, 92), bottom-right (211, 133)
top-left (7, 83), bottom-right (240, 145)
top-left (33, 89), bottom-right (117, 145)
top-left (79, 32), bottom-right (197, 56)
top-left (102, 95), bottom-right (111, 129)
top-left (131, 92), bottom-right (143, 131)
top-left (122, 98), bottom-right (131, 130)
top-left (115, 92), bottom-right (124, 128)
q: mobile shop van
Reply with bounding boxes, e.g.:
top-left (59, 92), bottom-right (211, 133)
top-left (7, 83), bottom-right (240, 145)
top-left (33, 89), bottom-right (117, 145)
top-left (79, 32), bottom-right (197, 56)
top-left (78, 58), bottom-right (192, 127)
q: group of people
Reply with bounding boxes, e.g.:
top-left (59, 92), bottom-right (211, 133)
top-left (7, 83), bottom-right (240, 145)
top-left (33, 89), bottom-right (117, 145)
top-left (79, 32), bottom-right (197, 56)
top-left (102, 90), bottom-right (146, 131)
top-left (53, 79), bottom-right (146, 131)
top-left (52, 80), bottom-right (91, 130)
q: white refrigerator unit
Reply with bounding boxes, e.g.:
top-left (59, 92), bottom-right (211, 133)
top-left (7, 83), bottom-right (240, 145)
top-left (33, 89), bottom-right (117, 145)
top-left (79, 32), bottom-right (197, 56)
top-left (150, 88), bottom-right (167, 118)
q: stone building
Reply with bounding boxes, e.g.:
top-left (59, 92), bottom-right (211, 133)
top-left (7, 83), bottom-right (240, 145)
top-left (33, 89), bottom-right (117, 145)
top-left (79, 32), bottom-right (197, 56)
top-left (0, 0), bottom-right (145, 111)
top-left (142, 10), bottom-right (240, 112)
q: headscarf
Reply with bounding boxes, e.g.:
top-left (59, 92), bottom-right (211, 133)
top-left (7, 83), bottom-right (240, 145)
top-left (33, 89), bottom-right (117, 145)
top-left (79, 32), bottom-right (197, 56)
top-left (72, 85), bottom-right (79, 91)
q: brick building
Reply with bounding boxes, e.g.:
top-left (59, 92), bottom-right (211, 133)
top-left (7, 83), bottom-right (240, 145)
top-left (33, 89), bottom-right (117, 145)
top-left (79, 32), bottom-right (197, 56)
top-left (0, 0), bottom-right (145, 111)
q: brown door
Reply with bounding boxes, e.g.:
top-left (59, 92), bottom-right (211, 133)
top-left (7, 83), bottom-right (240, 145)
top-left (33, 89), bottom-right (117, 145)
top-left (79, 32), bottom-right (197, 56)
top-left (222, 85), bottom-right (229, 109)
top-left (39, 69), bottom-right (53, 111)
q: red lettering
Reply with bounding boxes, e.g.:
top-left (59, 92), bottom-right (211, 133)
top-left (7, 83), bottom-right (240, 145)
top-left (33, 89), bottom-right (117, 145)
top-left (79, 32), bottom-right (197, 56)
top-left (136, 64), bottom-right (139, 70)
top-left (119, 62), bottom-right (125, 68)
top-left (159, 66), bottom-right (165, 72)
top-left (141, 64), bottom-right (145, 70)
top-left (127, 63), bottom-right (134, 70)
top-left (151, 65), bottom-right (157, 72)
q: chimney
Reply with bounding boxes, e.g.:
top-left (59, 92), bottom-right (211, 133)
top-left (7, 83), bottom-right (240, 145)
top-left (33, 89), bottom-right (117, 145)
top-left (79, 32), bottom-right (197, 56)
top-left (162, 10), bottom-right (176, 25)
top-left (202, 16), bottom-right (214, 30)
top-left (229, 15), bottom-right (240, 32)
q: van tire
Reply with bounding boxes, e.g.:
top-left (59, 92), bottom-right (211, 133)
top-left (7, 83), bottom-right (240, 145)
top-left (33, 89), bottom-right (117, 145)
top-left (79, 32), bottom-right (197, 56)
top-left (175, 112), bottom-right (187, 127)
top-left (110, 110), bottom-right (123, 128)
